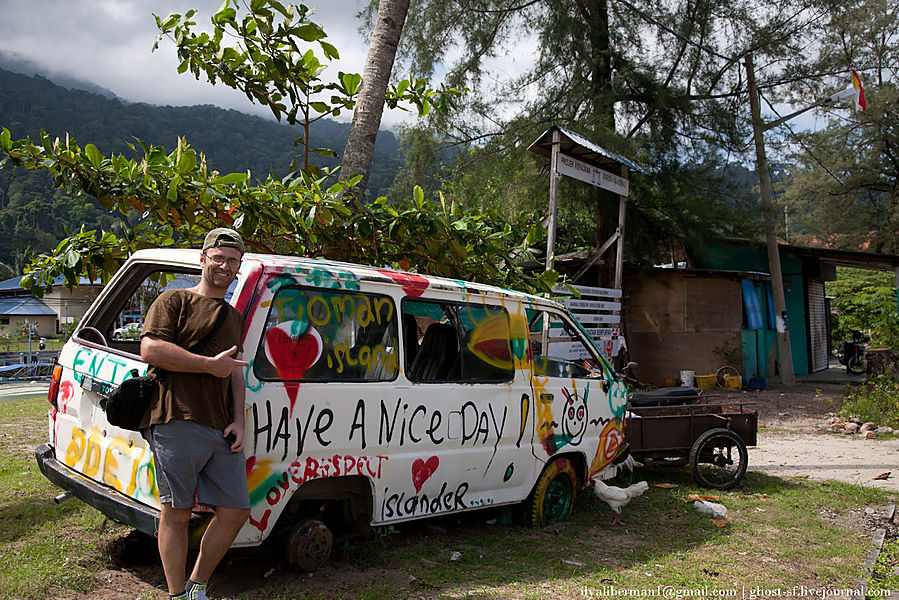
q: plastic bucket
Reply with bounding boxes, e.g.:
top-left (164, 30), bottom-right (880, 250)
top-left (724, 375), bottom-right (742, 389)
top-left (679, 370), bottom-right (695, 387)
top-left (695, 374), bottom-right (717, 390)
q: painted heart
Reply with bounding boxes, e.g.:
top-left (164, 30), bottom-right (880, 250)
top-left (411, 455), bottom-right (439, 493)
top-left (378, 269), bottom-right (430, 297)
top-left (264, 321), bottom-right (323, 380)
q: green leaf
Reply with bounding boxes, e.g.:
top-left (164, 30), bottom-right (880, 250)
top-left (213, 172), bottom-right (249, 185)
top-left (0, 127), bottom-right (10, 151)
top-left (166, 176), bottom-right (180, 202)
top-left (319, 40), bottom-right (339, 60)
top-left (294, 23), bottom-right (326, 42)
top-left (85, 144), bottom-right (103, 168)
top-left (340, 72), bottom-right (362, 96)
top-left (177, 149), bottom-right (197, 174)
top-left (413, 186), bottom-right (425, 208)
top-left (65, 250), bottom-right (80, 268)
top-left (160, 14), bottom-right (180, 31)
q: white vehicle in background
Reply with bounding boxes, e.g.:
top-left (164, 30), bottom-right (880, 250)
top-left (35, 249), bottom-right (628, 570)
top-left (111, 322), bottom-right (142, 340)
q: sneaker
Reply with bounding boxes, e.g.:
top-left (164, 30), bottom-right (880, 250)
top-left (186, 580), bottom-right (210, 600)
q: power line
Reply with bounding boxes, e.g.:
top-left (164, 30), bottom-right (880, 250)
top-left (759, 90), bottom-right (845, 186)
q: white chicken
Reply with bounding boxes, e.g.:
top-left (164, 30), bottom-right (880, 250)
top-left (591, 479), bottom-right (649, 526)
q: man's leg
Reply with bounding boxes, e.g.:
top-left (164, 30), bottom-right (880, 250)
top-left (158, 503), bottom-right (193, 595)
top-left (189, 506), bottom-right (251, 583)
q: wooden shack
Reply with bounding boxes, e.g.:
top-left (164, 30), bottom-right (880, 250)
top-left (622, 267), bottom-right (764, 386)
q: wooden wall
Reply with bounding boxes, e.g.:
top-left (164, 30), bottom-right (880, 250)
top-left (623, 269), bottom-right (743, 385)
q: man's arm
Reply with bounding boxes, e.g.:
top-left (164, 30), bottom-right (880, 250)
top-left (141, 335), bottom-right (249, 379)
top-left (224, 361), bottom-right (247, 452)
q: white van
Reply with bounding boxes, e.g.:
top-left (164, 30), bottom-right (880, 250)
top-left (36, 249), bottom-right (629, 569)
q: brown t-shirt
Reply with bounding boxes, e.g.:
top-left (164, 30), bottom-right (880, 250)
top-left (140, 289), bottom-right (245, 431)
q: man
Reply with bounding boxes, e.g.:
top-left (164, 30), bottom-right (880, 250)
top-left (140, 228), bottom-right (251, 600)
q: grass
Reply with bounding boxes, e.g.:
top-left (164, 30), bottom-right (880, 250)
top-left (0, 338), bottom-right (66, 353)
top-left (0, 396), bottom-right (896, 599)
top-left (0, 396), bottom-right (132, 600)
top-left (870, 538), bottom-right (899, 590)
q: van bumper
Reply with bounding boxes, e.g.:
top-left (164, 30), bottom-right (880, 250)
top-left (34, 443), bottom-right (160, 538)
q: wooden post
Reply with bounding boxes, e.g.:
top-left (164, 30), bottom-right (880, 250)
top-left (614, 165), bottom-right (628, 289)
top-left (543, 130), bottom-right (562, 350)
top-left (746, 55), bottom-right (795, 386)
top-left (544, 130), bottom-right (562, 273)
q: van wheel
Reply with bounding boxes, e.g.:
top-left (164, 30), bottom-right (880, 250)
top-left (285, 519), bottom-right (332, 571)
top-left (526, 457), bottom-right (577, 527)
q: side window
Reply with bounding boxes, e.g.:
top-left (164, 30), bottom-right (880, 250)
top-left (254, 287), bottom-right (398, 382)
top-left (527, 308), bottom-right (607, 380)
top-left (403, 299), bottom-right (514, 383)
top-left (105, 271), bottom-right (203, 343)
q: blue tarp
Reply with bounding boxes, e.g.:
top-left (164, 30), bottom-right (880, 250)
top-left (742, 280), bottom-right (763, 330)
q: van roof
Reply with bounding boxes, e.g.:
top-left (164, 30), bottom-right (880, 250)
top-left (128, 248), bottom-right (559, 308)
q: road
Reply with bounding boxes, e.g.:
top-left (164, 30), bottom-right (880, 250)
top-left (0, 381), bottom-right (51, 402)
top-left (751, 430), bottom-right (899, 492)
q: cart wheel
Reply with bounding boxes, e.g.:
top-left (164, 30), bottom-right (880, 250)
top-left (716, 365), bottom-right (740, 388)
top-left (526, 457), bottom-right (577, 527)
top-left (689, 428), bottom-right (748, 490)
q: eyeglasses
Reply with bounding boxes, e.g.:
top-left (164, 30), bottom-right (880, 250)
top-left (204, 253), bottom-right (241, 270)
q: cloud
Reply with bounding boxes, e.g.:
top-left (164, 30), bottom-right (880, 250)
top-left (0, 0), bottom-right (419, 128)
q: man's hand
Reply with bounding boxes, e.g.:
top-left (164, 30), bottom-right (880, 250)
top-left (208, 346), bottom-right (250, 378)
top-left (223, 421), bottom-right (245, 453)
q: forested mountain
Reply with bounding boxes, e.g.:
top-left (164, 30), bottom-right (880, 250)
top-left (0, 68), bottom-right (402, 273)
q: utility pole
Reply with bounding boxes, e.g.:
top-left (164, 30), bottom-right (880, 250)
top-left (745, 55), bottom-right (795, 386)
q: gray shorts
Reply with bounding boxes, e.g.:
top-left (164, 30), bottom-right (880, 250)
top-left (148, 420), bottom-right (250, 510)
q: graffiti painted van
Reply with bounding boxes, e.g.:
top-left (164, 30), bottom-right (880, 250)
top-left (36, 249), bottom-right (628, 569)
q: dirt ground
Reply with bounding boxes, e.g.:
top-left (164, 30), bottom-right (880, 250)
top-left (62, 381), bottom-right (899, 600)
top-left (716, 381), bottom-right (899, 492)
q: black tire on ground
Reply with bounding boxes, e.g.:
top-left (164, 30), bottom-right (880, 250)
top-left (689, 428), bottom-right (748, 490)
top-left (525, 457), bottom-right (578, 527)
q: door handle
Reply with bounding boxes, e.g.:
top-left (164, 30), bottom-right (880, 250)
top-left (539, 393), bottom-right (554, 402)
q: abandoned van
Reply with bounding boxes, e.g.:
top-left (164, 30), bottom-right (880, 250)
top-left (36, 249), bottom-right (628, 569)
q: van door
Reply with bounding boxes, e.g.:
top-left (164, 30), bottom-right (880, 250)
top-left (242, 270), bottom-right (403, 539)
top-left (526, 307), bottom-right (628, 479)
top-left (393, 295), bottom-right (537, 521)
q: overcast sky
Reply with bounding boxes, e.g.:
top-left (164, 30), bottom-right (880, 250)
top-left (0, 0), bottom-right (834, 140)
top-left (0, 0), bottom-right (423, 127)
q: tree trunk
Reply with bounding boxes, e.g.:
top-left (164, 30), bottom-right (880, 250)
top-left (339, 0), bottom-right (411, 197)
top-left (587, 0), bottom-right (618, 288)
top-left (865, 348), bottom-right (895, 377)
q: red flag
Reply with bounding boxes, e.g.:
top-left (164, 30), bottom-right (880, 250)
top-left (851, 69), bottom-right (866, 111)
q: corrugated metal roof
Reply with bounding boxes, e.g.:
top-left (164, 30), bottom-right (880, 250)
top-left (0, 296), bottom-right (57, 316)
top-left (0, 275), bottom-right (102, 293)
top-left (527, 126), bottom-right (648, 174)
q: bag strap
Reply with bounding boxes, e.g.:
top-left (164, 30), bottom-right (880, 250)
top-left (153, 301), bottom-right (232, 382)
top-left (189, 301), bottom-right (231, 355)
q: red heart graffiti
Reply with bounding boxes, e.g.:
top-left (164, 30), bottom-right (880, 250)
top-left (265, 325), bottom-right (322, 380)
top-left (411, 456), bottom-right (439, 493)
top-left (378, 269), bottom-right (430, 297)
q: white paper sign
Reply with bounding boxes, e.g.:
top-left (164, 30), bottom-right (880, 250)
top-left (556, 153), bottom-right (629, 197)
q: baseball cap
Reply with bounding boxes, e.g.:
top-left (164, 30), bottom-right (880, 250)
top-left (202, 228), bottom-right (246, 255)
